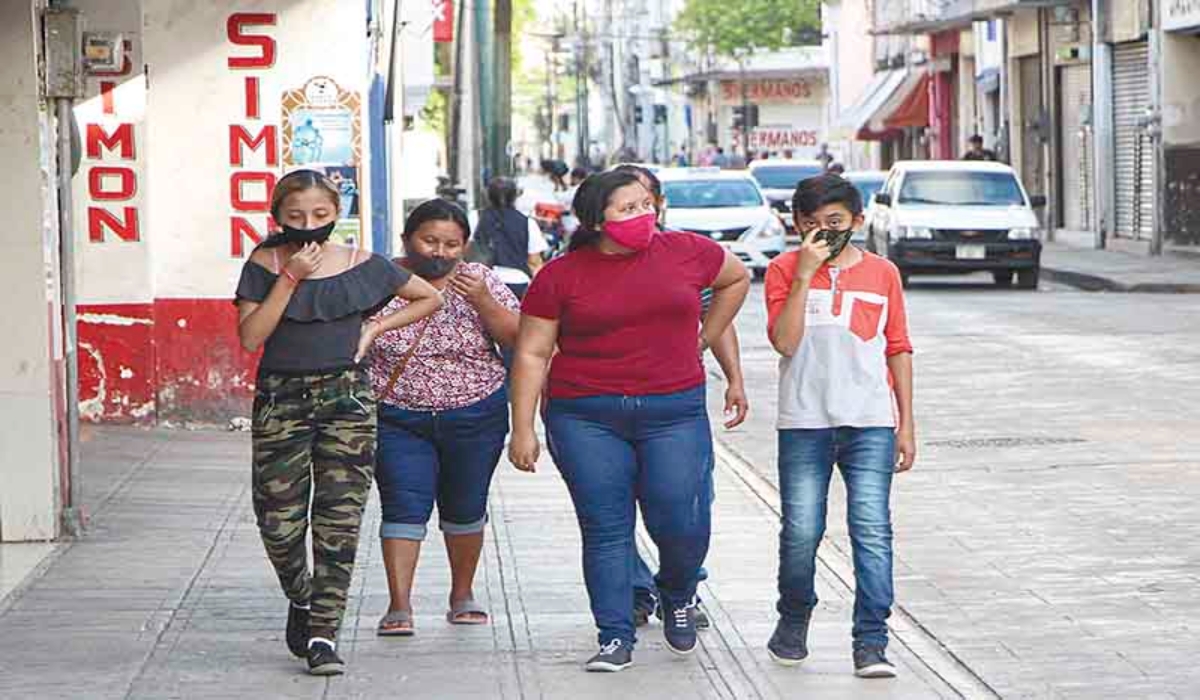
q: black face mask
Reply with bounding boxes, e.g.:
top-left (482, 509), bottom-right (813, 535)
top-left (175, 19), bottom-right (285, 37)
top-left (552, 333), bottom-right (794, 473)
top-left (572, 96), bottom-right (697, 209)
top-left (406, 251), bottom-right (459, 280)
top-left (815, 226), bottom-right (856, 261)
top-left (261, 220), bottom-right (336, 248)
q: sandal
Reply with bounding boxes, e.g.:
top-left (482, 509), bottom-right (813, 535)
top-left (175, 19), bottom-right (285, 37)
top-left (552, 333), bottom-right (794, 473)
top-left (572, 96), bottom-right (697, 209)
top-left (446, 598), bottom-right (489, 625)
top-left (377, 609), bottom-right (415, 637)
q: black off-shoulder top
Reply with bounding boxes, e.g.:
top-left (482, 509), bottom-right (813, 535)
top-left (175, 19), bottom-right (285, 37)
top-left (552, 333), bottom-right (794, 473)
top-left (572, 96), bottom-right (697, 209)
top-left (234, 253), bottom-right (411, 374)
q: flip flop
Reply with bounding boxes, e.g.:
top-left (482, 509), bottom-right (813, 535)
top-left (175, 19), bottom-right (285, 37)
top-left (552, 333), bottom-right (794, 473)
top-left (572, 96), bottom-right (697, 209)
top-left (446, 599), bottom-right (489, 625)
top-left (377, 609), bottom-right (415, 637)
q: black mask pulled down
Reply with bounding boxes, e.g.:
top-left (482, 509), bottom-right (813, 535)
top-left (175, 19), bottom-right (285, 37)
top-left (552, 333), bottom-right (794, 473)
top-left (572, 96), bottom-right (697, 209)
top-left (260, 221), bottom-right (337, 248)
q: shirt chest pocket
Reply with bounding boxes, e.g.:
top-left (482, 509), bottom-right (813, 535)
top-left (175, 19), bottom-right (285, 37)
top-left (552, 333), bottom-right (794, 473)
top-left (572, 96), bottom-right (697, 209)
top-left (848, 296), bottom-right (886, 342)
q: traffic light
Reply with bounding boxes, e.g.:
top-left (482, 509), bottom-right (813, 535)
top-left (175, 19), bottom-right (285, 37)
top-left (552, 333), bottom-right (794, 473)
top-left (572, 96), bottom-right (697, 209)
top-left (733, 105), bottom-right (760, 131)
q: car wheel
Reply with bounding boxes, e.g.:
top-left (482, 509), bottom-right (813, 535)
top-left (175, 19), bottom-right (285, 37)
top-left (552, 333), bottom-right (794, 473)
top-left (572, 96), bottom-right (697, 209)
top-left (993, 270), bottom-right (1013, 287)
top-left (1016, 267), bottom-right (1039, 290)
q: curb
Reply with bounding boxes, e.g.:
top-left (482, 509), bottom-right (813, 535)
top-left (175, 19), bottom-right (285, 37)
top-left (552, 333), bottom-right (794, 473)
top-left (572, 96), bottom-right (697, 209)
top-left (1041, 266), bottom-right (1200, 294)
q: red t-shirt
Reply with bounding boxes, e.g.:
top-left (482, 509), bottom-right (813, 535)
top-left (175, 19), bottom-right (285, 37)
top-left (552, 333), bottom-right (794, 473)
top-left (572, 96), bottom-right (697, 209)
top-left (521, 230), bottom-right (726, 399)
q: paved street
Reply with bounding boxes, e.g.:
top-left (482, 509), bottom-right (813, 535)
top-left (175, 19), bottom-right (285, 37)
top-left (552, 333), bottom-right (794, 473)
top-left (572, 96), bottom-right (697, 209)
top-left (708, 275), bottom-right (1200, 698)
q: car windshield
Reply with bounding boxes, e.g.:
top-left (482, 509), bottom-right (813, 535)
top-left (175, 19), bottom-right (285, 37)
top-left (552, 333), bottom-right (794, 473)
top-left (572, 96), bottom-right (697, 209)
top-left (750, 165), bottom-right (823, 190)
top-left (851, 178), bottom-right (885, 205)
top-left (662, 180), bottom-right (763, 208)
top-left (898, 171), bottom-right (1026, 206)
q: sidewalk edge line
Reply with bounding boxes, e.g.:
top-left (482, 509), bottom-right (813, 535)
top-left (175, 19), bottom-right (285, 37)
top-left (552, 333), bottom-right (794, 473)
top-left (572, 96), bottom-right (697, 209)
top-left (713, 439), bottom-right (1001, 700)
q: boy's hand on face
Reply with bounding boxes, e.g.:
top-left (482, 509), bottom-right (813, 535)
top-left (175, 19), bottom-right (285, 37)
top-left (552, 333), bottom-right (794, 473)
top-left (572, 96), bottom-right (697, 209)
top-left (895, 425), bottom-right (916, 472)
top-left (795, 228), bottom-right (830, 283)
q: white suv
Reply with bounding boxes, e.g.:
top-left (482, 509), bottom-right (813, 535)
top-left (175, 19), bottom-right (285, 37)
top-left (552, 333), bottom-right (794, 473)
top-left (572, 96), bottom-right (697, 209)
top-left (658, 167), bottom-right (785, 278)
top-left (866, 160), bottom-right (1046, 288)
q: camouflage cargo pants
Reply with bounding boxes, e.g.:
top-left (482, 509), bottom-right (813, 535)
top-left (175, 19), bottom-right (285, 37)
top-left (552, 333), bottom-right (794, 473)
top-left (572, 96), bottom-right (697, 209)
top-left (251, 368), bottom-right (376, 641)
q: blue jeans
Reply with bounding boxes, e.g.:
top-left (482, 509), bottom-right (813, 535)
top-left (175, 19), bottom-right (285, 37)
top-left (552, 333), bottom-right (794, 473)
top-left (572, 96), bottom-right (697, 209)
top-left (547, 385), bottom-right (714, 647)
top-left (375, 387), bottom-right (509, 540)
top-left (632, 453), bottom-right (714, 607)
top-left (776, 427), bottom-right (896, 650)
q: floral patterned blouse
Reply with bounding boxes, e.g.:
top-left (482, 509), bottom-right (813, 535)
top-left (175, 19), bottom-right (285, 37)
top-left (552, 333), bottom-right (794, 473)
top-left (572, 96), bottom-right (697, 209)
top-left (368, 262), bottom-right (519, 411)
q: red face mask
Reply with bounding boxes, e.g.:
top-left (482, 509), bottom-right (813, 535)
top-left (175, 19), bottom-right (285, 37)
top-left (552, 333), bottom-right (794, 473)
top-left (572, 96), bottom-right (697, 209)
top-left (602, 212), bottom-right (658, 251)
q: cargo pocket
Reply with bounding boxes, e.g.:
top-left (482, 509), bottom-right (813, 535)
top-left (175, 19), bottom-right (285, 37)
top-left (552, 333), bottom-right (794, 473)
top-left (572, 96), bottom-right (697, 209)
top-left (848, 298), bottom-right (885, 342)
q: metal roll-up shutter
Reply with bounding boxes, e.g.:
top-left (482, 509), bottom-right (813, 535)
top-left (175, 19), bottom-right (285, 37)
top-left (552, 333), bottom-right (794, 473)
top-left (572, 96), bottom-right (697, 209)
top-left (1060, 63), bottom-right (1093, 231)
top-left (1112, 41), bottom-right (1153, 241)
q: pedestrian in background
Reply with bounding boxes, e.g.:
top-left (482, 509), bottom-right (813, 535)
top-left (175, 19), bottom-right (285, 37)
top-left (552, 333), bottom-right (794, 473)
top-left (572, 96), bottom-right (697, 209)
top-left (611, 163), bottom-right (750, 630)
top-left (234, 169), bottom-right (442, 675)
top-left (369, 200), bottom-right (520, 637)
top-left (469, 176), bottom-right (548, 300)
top-left (508, 170), bottom-right (750, 672)
top-left (962, 134), bottom-right (998, 161)
top-left (763, 173), bottom-right (915, 679)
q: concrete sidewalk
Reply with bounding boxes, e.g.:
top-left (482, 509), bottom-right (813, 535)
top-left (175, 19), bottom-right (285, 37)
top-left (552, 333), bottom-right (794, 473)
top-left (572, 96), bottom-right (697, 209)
top-left (0, 427), bottom-right (957, 699)
top-left (1041, 240), bottom-right (1200, 293)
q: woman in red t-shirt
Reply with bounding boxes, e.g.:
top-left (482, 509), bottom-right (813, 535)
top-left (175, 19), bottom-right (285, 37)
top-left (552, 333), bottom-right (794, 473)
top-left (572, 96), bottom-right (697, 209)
top-left (509, 170), bottom-right (750, 671)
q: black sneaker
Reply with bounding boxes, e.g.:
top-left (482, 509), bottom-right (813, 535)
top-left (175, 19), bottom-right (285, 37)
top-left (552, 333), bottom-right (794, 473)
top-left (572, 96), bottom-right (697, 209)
top-left (767, 616), bottom-right (810, 666)
top-left (853, 646), bottom-right (897, 678)
top-left (286, 603), bottom-right (310, 658)
top-left (307, 640), bottom-right (345, 676)
top-left (662, 599), bottom-right (697, 655)
top-left (585, 639), bottom-right (633, 672)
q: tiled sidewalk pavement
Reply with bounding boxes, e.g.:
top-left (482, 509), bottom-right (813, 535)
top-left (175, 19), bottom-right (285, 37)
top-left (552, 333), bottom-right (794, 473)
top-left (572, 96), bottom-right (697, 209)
top-left (0, 427), bottom-right (956, 699)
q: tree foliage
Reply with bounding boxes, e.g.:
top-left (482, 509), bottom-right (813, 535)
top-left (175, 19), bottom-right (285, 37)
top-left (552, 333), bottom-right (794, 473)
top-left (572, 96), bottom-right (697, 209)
top-left (675, 0), bottom-right (820, 58)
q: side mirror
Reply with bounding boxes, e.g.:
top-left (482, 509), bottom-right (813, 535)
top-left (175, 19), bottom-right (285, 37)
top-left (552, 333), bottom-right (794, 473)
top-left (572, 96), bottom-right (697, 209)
top-left (1029, 195), bottom-right (1047, 208)
top-left (874, 193), bottom-right (892, 206)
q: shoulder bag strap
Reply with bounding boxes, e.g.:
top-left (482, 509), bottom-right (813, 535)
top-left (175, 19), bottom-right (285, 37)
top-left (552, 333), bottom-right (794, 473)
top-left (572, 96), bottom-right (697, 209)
top-left (382, 317), bottom-right (433, 400)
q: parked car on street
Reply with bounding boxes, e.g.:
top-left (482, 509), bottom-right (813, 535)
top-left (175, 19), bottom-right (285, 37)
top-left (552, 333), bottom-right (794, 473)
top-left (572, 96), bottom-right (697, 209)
top-left (866, 160), bottom-right (1046, 288)
top-left (659, 167), bottom-right (785, 278)
top-left (747, 159), bottom-right (825, 242)
top-left (844, 169), bottom-right (888, 246)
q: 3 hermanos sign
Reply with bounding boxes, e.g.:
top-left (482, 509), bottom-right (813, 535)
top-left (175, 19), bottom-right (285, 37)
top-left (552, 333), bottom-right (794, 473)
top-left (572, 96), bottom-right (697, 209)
top-left (1164, 0), bottom-right (1200, 32)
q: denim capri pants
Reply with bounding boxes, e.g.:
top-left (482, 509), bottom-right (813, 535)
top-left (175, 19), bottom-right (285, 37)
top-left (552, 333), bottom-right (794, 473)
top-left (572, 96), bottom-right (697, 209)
top-left (375, 386), bottom-right (509, 540)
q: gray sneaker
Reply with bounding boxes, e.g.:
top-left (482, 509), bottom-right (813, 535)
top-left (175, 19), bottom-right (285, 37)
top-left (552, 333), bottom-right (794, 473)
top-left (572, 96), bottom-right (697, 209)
top-left (586, 639), bottom-right (633, 672)
top-left (766, 616), bottom-right (810, 666)
top-left (853, 646), bottom-right (897, 678)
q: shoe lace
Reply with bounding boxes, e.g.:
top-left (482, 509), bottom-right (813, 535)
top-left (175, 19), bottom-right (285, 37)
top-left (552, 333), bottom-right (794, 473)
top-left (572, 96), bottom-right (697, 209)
top-left (599, 639), bottom-right (623, 656)
top-left (672, 603), bottom-right (693, 629)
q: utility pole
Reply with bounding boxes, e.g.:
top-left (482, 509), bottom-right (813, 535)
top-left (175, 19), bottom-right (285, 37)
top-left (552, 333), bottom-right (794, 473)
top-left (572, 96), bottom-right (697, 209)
top-left (475, 0), bottom-right (494, 188)
top-left (494, 0), bottom-right (513, 177)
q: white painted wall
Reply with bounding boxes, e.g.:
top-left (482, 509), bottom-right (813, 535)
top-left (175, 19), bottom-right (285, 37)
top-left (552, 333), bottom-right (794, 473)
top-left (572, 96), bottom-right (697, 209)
top-left (0, 0), bottom-right (62, 541)
top-left (143, 0), bottom-right (369, 300)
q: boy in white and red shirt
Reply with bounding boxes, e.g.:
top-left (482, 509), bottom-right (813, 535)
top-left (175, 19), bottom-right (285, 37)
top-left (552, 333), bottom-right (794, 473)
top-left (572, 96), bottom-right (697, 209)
top-left (763, 174), bottom-right (916, 679)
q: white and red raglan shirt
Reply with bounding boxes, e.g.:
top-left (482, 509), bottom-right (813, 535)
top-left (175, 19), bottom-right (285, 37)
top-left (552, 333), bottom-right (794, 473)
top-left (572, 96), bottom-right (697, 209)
top-left (765, 250), bottom-right (913, 430)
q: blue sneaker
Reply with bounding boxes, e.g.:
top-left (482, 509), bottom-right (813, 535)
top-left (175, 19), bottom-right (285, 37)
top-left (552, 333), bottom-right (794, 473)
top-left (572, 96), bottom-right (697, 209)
top-left (586, 639), bottom-right (633, 672)
top-left (767, 616), bottom-right (810, 666)
top-left (662, 599), bottom-right (697, 655)
top-left (853, 646), bottom-right (897, 678)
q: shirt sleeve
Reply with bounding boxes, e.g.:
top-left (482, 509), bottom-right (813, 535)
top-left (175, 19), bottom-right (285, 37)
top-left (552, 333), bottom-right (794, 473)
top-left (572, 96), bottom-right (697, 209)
top-left (483, 266), bottom-right (521, 311)
top-left (526, 218), bottom-right (550, 255)
top-left (233, 262), bottom-right (272, 305)
top-left (764, 257), bottom-right (793, 336)
top-left (884, 263), bottom-right (913, 356)
top-left (379, 256), bottom-right (413, 292)
top-left (520, 259), bottom-right (563, 319)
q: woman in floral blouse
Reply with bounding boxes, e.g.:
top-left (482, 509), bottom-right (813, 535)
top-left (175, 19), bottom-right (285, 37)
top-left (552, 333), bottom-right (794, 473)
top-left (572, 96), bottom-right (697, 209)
top-left (367, 199), bottom-right (520, 635)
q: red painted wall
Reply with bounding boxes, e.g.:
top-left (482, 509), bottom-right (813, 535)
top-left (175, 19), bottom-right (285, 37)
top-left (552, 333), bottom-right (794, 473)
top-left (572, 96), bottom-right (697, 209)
top-left (78, 300), bottom-right (258, 424)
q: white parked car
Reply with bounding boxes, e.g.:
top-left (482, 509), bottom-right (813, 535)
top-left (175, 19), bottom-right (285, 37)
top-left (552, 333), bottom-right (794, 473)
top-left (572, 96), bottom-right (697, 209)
top-left (866, 160), bottom-right (1047, 288)
top-left (747, 159), bottom-right (826, 241)
top-left (659, 167), bottom-right (785, 278)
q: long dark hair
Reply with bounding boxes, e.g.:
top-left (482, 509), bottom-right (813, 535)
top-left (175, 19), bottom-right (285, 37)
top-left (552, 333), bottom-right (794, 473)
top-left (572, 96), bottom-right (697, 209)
top-left (568, 170), bottom-right (645, 251)
top-left (485, 176), bottom-right (519, 210)
top-left (402, 198), bottom-right (471, 242)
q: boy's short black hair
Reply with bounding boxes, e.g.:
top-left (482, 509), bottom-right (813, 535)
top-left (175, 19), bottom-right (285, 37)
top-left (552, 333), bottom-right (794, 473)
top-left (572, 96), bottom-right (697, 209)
top-left (792, 173), bottom-right (863, 218)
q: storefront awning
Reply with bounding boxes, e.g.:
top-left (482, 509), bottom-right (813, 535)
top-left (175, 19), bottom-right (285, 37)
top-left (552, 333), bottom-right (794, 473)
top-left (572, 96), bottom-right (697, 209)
top-left (881, 73), bottom-right (930, 129)
top-left (832, 69), bottom-right (907, 140)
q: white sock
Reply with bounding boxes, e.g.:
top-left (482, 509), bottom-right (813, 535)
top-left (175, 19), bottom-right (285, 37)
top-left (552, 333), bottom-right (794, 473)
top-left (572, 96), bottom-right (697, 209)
top-left (308, 636), bottom-right (336, 651)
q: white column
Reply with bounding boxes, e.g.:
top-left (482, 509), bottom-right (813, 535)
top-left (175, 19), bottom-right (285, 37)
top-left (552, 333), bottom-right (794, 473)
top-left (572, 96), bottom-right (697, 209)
top-left (0, 0), bottom-right (64, 542)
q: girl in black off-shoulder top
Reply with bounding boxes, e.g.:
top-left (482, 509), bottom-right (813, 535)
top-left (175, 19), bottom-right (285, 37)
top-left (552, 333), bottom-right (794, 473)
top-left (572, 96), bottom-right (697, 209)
top-left (232, 170), bottom-right (441, 676)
